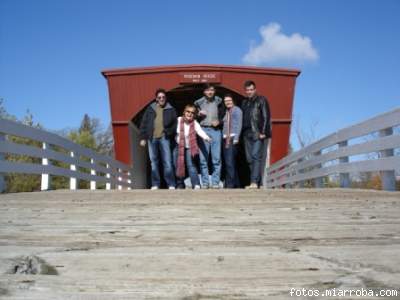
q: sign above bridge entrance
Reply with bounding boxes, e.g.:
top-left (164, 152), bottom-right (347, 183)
top-left (179, 72), bottom-right (221, 84)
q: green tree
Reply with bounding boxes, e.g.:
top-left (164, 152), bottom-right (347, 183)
top-left (4, 109), bottom-right (43, 193)
top-left (1, 101), bottom-right (114, 192)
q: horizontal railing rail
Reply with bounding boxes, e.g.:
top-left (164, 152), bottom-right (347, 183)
top-left (0, 118), bottom-right (134, 192)
top-left (265, 107), bottom-right (400, 191)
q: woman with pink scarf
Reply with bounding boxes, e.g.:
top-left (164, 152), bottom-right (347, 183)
top-left (174, 104), bottom-right (211, 189)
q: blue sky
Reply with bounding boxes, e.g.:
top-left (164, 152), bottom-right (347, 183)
top-left (1, 0), bottom-right (399, 150)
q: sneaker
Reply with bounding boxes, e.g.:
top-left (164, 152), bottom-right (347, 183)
top-left (211, 185), bottom-right (220, 189)
top-left (150, 186), bottom-right (159, 190)
top-left (194, 185), bottom-right (201, 190)
top-left (245, 183), bottom-right (258, 189)
top-left (168, 186), bottom-right (176, 190)
top-left (201, 185), bottom-right (209, 189)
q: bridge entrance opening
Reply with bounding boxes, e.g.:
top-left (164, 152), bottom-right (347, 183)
top-left (130, 84), bottom-right (265, 188)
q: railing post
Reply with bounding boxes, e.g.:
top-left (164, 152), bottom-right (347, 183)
top-left (41, 142), bottom-right (51, 191)
top-left (313, 150), bottom-right (324, 188)
top-left (106, 163), bottom-right (111, 190)
top-left (69, 151), bottom-right (77, 190)
top-left (379, 128), bottom-right (396, 191)
top-left (289, 166), bottom-right (297, 188)
top-left (297, 158), bottom-right (305, 188)
top-left (264, 170), bottom-right (271, 189)
top-left (90, 158), bottom-right (96, 190)
top-left (0, 132), bottom-right (6, 193)
top-left (127, 171), bottom-right (132, 190)
top-left (262, 139), bottom-right (271, 189)
top-left (117, 168), bottom-right (122, 190)
top-left (338, 141), bottom-right (350, 188)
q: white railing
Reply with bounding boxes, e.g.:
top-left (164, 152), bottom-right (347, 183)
top-left (265, 108), bottom-right (400, 191)
top-left (0, 118), bottom-right (134, 192)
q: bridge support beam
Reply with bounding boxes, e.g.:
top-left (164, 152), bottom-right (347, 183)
top-left (127, 171), bottom-right (132, 190)
top-left (117, 168), bottom-right (122, 190)
top-left (379, 128), bottom-right (396, 191)
top-left (70, 151), bottom-right (77, 190)
top-left (339, 141), bottom-right (350, 188)
top-left (297, 158), bottom-right (305, 188)
top-left (313, 150), bottom-right (324, 188)
top-left (0, 132), bottom-right (5, 193)
top-left (41, 142), bottom-right (51, 191)
top-left (90, 158), bottom-right (96, 190)
top-left (106, 163), bottom-right (112, 190)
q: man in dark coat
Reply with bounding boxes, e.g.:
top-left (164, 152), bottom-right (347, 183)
top-left (241, 80), bottom-right (271, 189)
top-left (139, 88), bottom-right (177, 189)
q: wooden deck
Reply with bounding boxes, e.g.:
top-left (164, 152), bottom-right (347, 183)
top-left (0, 189), bottom-right (399, 299)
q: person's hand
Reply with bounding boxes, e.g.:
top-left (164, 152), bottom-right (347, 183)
top-left (259, 134), bottom-right (266, 140)
top-left (140, 140), bottom-right (147, 147)
top-left (199, 110), bottom-right (207, 116)
top-left (211, 120), bottom-right (219, 127)
top-left (233, 140), bottom-right (239, 145)
top-left (205, 136), bottom-right (212, 143)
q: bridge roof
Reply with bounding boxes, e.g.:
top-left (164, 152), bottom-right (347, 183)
top-left (101, 64), bottom-right (301, 77)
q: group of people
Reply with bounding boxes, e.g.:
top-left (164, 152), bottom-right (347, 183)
top-left (139, 80), bottom-right (271, 190)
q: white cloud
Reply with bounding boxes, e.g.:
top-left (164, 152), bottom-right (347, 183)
top-left (243, 22), bottom-right (319, 65)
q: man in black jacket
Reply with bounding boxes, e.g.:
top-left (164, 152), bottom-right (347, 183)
top-left (241, 80), bottom-right (272, 189)
top-left (139, 89), bottom-right (177, 189)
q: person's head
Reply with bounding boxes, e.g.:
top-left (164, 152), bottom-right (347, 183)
top-left (203, 83), bottom-right (216, 99)
top-left (155, 88), bottom-right (167, 106)
top-left (183, 104), bottom-right (196, 122)
top-left (244, 80), bottom-right (257, 98)
top-left (223, 93), bottom-right (235, 109)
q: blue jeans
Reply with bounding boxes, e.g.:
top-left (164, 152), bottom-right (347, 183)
top-left (198, 127), bottom-right (222, 187)
top-left (223, 140), bottom-right (240, 188)
top-left (148, 136), bottom-right (176, 188)
top-left (243, 130), bottom-right (263, 185)
top-left (173, 146), bottom-right (200, 188)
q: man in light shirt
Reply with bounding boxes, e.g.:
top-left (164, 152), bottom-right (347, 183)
top-left (194, 84), bottom-right (225, 189)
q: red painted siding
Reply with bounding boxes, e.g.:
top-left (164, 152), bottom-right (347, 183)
top-left (102, 64), bottom-right (300, 166)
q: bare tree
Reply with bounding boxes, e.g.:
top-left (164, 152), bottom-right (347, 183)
top-left (293, 115), bottom-right (319, 149)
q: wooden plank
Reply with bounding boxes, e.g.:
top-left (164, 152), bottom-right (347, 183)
top-left (0, 161), bottom-right (132, 187)
top-left (272, 156), bottom-right (400, 187)
top-left (0, 118), bottom-right (131, 171)
top-left (0, 189), bottom-right (399, 299)
top-left (268, 108), bottom-right (400, 173)
top-left (0, 140), bottom-right (113, 175)
top-left (0, 133), bottom-right (4, 193)
top-left (268, 134), bottom-right (400, 181)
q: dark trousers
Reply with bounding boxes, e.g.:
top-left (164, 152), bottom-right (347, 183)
top-left (243, 130), bottom-right (263, 185)
top-left (223, 139), bottom-right (239, 188)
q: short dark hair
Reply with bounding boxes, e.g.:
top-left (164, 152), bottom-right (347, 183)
top-left (203, 83), bottom-right (215, 91)
top-left (155, 88), bottom-right (166, 97)
top-left (223, 93), bottom-right (235, 104)
top-left (244, 80), bottom-right (256, 88)
top-left (183, 104), bottom-right (197, 116)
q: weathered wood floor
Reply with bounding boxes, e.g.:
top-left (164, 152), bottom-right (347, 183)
top-left (0, 189), bottom-right (399, 299)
